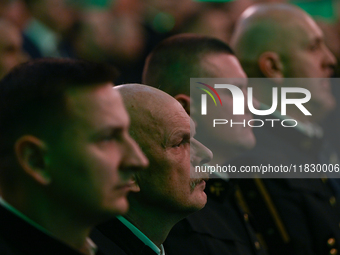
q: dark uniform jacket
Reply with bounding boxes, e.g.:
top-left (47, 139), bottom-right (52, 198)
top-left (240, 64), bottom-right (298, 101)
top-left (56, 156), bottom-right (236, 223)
top-left (91, 218), bottom-right (158, 255)
top-left (229, 114), bottom-right (340, 255)
top-left (0, 205), bottom-right (91, 255)
top-left (164, 178), bottom-right (267, 255)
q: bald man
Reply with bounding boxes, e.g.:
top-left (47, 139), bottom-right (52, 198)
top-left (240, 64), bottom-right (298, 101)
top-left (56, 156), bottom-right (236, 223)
top-left (91, 84), bottom-right (212, 255)
top-left (0, 19), bottom-right (27, 79)
top-left (231, 3), bottom-right (336, 121)
top-left (230, 4), bottom-right (340, 255)
top-left (141, 33), bottom-right (266, 255)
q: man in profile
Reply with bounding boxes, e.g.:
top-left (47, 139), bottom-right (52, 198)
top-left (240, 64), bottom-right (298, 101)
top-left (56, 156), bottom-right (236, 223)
top-left (0, 18), bottom-right (27, 79)
top-left (92, 84), bottom-right (213, 255)
top-left (0, 59), bottom-right (148, 255)
top-left (142, 34), bottom-right (265, 255)
top-left (230, 3), bottom-right (340, 255)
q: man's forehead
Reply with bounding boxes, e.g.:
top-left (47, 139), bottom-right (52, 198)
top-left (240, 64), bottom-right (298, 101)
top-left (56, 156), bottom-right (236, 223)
top-left (66, 84), bottom-right (129, 127)
top-left (202, 53), bottom-right (247, 79)
top-left (160, 101), bottom-right (190, 127)
top-left (129, 100), bottom-right (190, 150)
top-left (285, 13), bottom-right (323, 44)
top-left (159, 102), bottom-right (190, 134)
top-left (303, 17), bottom-right (323, 40)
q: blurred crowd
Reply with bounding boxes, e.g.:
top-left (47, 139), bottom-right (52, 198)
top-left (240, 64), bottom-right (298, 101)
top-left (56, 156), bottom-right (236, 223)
top-left (2, 1), bottom-right (340, 255)
top-left (1, 0), bottom-right (340, 83)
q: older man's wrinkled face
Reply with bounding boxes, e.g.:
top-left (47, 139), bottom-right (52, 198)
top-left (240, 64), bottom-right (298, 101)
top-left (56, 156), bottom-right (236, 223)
top-left (135, 99), bottom-right (212, 213)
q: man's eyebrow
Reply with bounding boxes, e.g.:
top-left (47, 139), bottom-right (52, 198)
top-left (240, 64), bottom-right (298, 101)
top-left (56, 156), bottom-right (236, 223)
top-left (234, 82), bottom-right (247, 89)
top-left (162, 129), bottom-right (190, 148)
top-left (94, 122), bottom-right (127, 131)
top-left (307, 36), bottom-right (323, 47)
top-left (311, 36), bottom-right (322, 43)
top-left (172, 130), bottom-right (191, 138)
top-left (90, 125), bottom-right (125, 138)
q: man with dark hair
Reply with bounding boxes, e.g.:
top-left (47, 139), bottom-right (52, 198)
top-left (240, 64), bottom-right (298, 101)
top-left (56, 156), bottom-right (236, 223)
top-left (229, 4), bottom-right (340, 255)
top-left (142, 34), bottom-right (265, 255)
top-left (143, 34), bottom-right (234, 97)
top-left (92, 84), bottom-right (212, 255)
top-left (0, 58), bottom-right (148, 255)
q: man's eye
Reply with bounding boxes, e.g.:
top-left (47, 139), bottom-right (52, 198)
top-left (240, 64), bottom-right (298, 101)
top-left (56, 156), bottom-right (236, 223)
top-left (101, 131), bottom-right (122, 142)
top-left (174, 139), bottom-right (189, 147)
top-left (102, 135), bottom-right (116, 141)
top-left (309, 43), bottom-right (321, 51)
top-left (310, 45), bottom-right (317, 51)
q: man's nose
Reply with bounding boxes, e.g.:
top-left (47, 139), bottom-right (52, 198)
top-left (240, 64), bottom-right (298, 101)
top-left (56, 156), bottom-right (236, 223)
top-left (122, 134), bottom-right (149, 171)
top-left (192, 139), bottom-right (213, 165)
top-left (323, 44), bottom-right (337, 74)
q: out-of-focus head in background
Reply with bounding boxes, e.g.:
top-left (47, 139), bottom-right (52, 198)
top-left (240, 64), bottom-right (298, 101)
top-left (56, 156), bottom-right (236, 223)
top-left (231, 3), bottom-right (337, 122)
top-left (0, 19), bottom-right (27, 79)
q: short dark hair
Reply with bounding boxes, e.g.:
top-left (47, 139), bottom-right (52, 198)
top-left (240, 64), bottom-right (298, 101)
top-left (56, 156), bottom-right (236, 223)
top-left (0, 58), bottom-right (118, 161)
top-left (22, 0), bottom-right (38, 9)
top-left (142, 34), bottom-right (234, 96)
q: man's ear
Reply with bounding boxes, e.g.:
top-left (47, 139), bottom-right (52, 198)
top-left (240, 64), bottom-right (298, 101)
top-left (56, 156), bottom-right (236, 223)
top-left (14, 135), bottom-right (51, 185)
top-left (258, 51), bottom-right (284, 79)
top-left (174, 94), bottom-right (191, 115)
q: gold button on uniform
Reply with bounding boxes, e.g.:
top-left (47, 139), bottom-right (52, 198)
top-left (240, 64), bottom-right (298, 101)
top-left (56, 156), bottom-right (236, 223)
top-left (244, 213), bottom-right (249, 222)
top-left (330, 248), bottom-right (338, 255)
top-left (328, 238), bottom-right (336, 247)
top-left (209, 182), bottom-right (224, 196)
top-left (254, 241), bottom-right (260, 250)
top-left (330, 197), bottom-right (337, 206)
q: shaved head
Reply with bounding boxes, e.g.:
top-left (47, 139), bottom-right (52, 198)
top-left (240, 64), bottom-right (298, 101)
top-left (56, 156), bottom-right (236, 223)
top-left (115, 84), bottom-right (187, 153)
top-left (231, 4), bottom-right (320, 76)
top-left (116, 84), bottom-right (181, 114)
top-left (230, 3), bottom-right (336, 120)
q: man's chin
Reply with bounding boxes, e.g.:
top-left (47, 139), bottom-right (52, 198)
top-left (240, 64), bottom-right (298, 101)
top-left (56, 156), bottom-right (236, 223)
top-left (106, 197), bottom-right (129, 216)
top-left (193, 192), bottom-right (208, 211)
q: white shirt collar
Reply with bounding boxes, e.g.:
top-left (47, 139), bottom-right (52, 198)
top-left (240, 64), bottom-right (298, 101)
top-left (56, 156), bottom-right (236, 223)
top-left (117, 216), bottom-right (165, 255)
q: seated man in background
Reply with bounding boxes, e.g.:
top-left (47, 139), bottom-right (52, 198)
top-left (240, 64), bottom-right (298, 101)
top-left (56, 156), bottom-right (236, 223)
top-left (0, 58), bottom-right (148, 255)
top-left (142, 34), bottom-right (266, 255)
top-left (230, 3), bottom-right (340, 255)
top-left (92, 84), bottom-right (213, 255)
top-left (22, 0), bottom-right (77, 58)
top-left (0, 18), bottom-right (27, 79)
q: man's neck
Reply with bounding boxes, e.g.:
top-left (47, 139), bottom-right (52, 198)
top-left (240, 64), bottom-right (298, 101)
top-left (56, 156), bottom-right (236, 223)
top-left (125, 205), bottom-right (184, 249)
